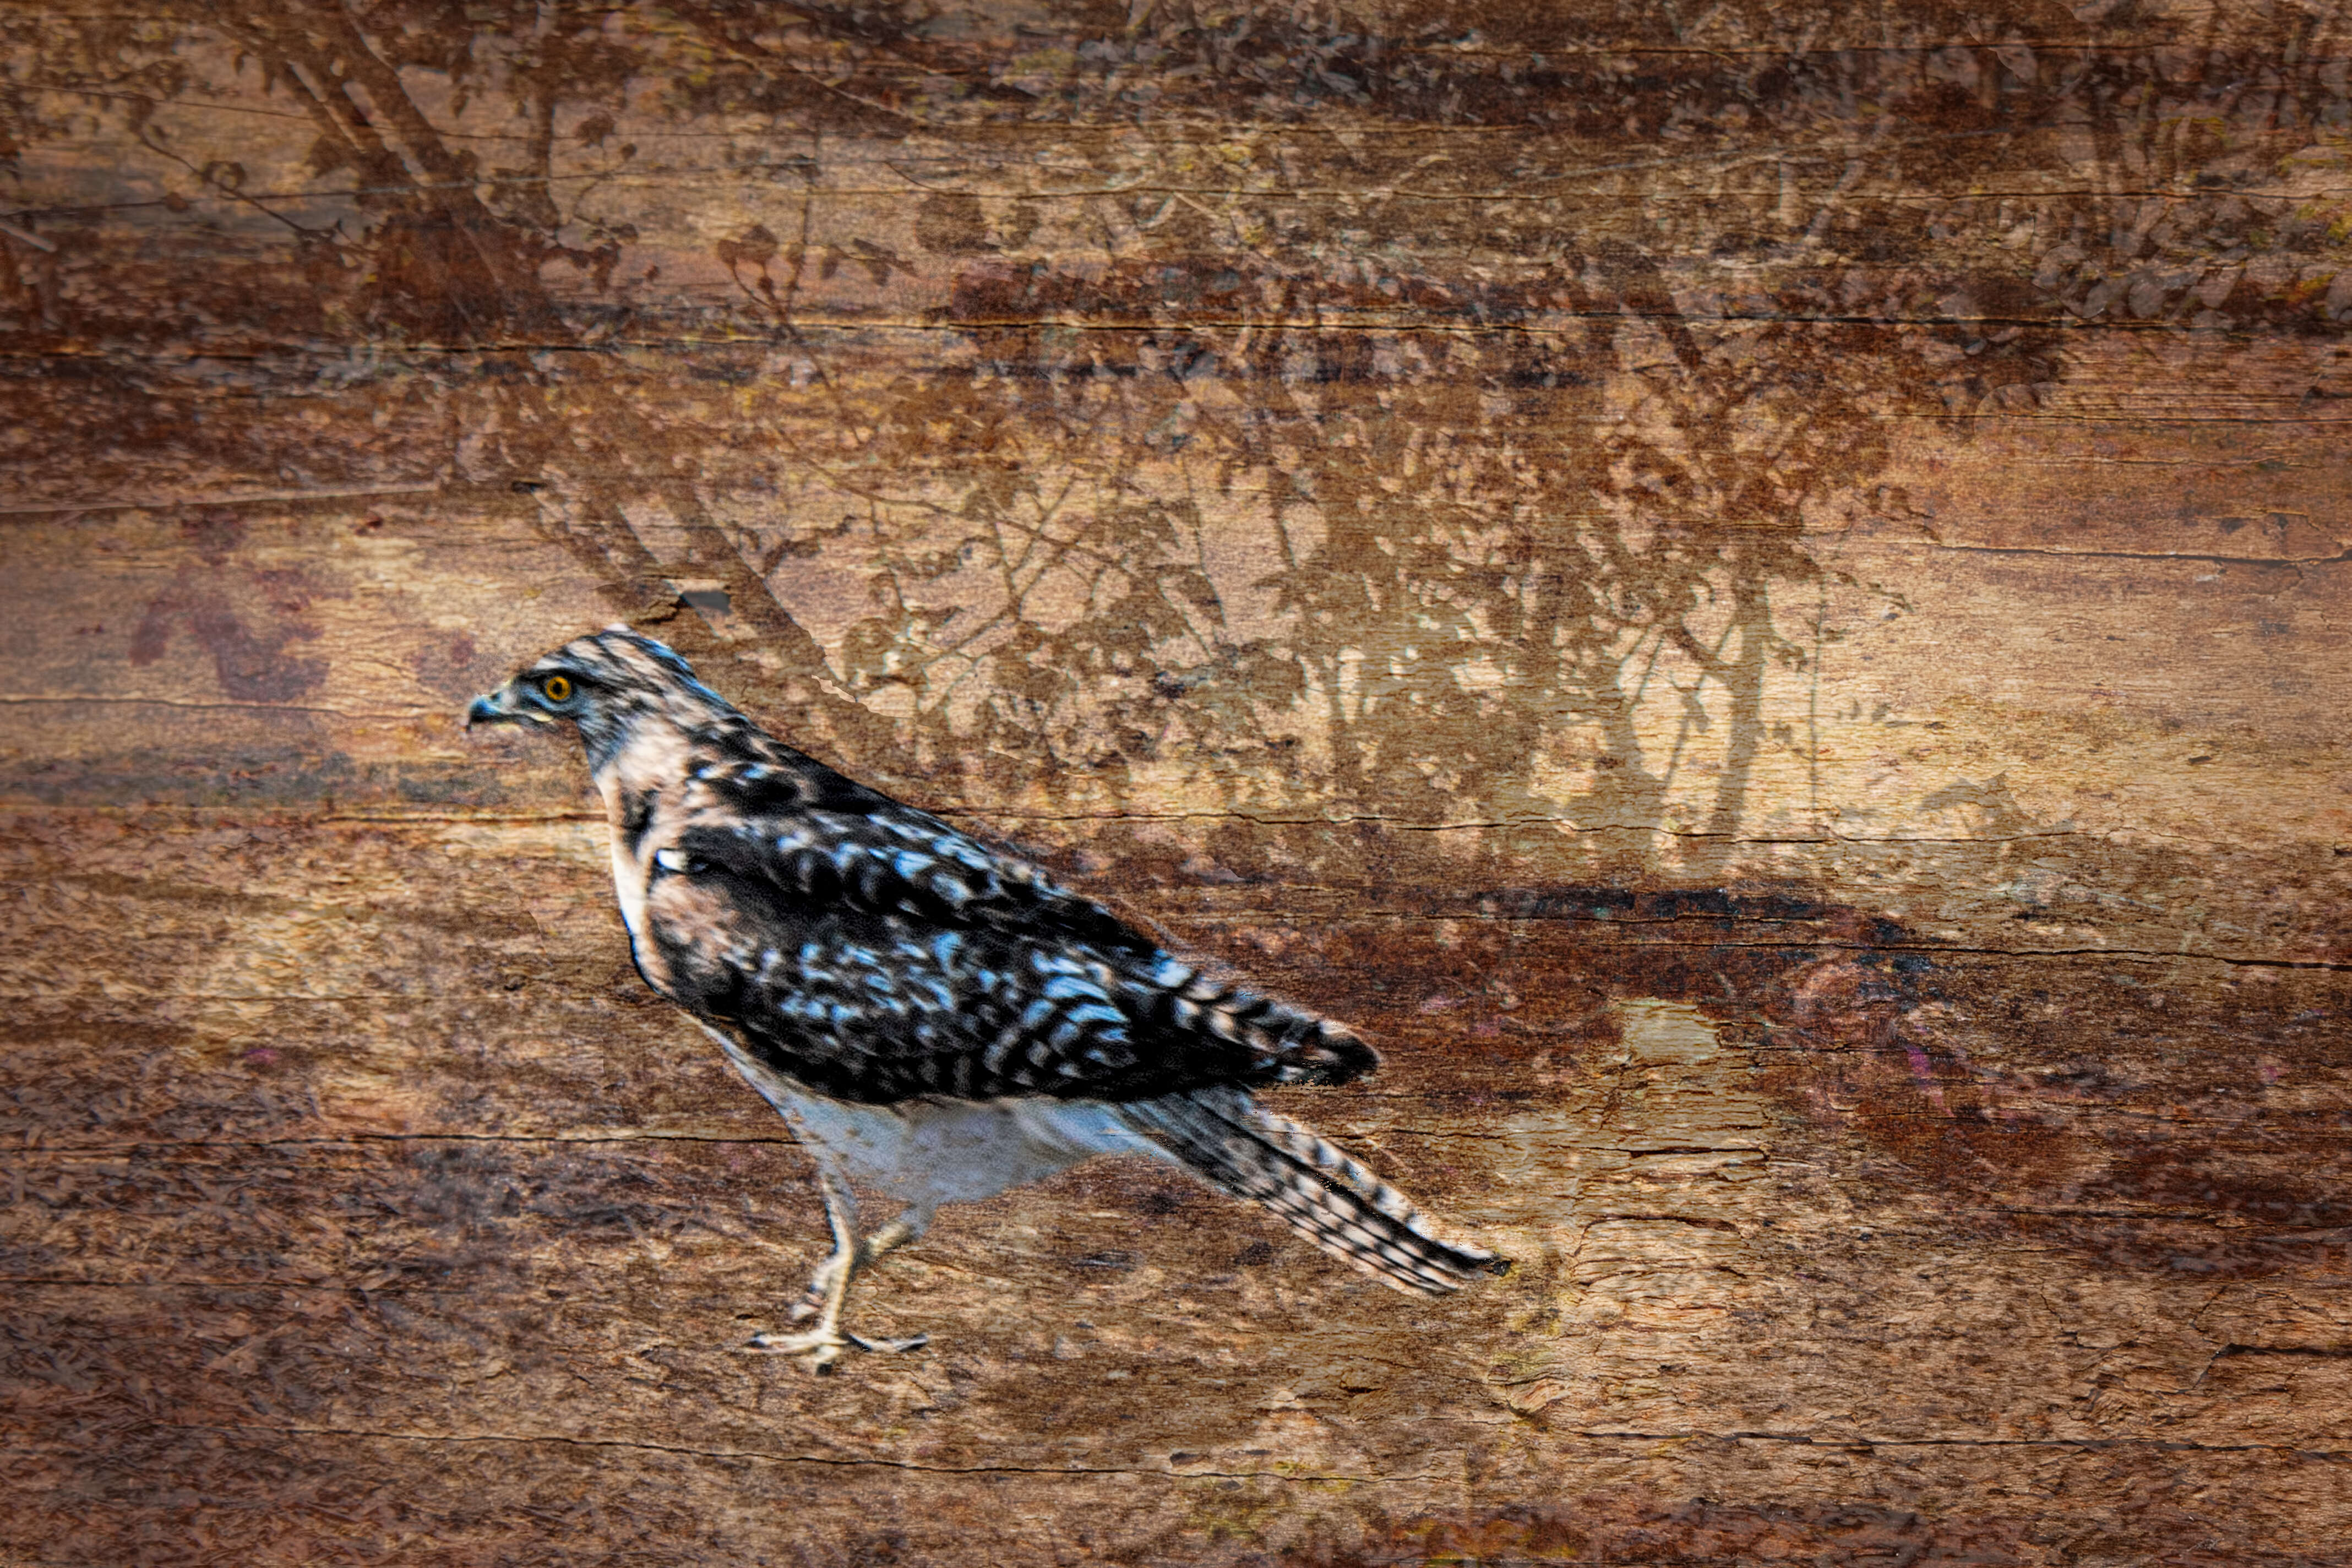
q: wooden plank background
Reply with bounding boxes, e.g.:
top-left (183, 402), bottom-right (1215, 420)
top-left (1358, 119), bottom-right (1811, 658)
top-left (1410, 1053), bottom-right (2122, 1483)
top-left (4, 2), bottom-right (2350, 1562)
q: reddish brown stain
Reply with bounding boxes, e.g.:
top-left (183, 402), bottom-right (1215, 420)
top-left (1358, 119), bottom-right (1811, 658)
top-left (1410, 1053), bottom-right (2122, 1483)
top-left (128, 513), bottom-right (334, 703)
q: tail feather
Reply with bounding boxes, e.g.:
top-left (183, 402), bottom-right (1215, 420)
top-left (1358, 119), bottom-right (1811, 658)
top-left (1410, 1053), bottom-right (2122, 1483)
top-left (1115, 1088), bottom-right (1507, 1297)
top-left (1135, 957), bottom-right (1379, 1087)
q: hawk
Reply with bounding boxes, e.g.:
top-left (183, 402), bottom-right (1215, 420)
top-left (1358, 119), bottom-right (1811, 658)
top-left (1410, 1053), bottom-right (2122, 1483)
top-left (468, 627), bottom-right (1504, 1368)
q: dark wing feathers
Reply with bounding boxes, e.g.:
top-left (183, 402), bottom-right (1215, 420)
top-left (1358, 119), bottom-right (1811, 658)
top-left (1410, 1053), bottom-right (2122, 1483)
top-left (677, 803), bottom-right (1146, 955)
top-left (649, 783), bottom-right (1376, 1105)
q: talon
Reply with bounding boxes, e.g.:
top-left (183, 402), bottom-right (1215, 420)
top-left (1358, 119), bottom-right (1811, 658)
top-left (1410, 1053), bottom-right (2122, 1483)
top-left (745, 1327), bottom-right (848, 1371)
top-left (745, 1325), bottom-right (925, 1369)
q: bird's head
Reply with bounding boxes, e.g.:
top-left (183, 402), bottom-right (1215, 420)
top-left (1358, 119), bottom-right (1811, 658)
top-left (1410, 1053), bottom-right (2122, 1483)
top-left (466, 626), bottom-right (740, 768)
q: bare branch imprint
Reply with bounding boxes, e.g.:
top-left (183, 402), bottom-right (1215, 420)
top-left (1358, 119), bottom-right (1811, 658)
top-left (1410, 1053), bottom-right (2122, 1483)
top-left (10, 0), bottom-right (2352, 861)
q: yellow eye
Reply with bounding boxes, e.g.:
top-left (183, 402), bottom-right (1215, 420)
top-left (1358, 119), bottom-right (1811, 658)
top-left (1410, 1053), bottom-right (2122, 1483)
top-left (541, 674), bottom-right (573, 703)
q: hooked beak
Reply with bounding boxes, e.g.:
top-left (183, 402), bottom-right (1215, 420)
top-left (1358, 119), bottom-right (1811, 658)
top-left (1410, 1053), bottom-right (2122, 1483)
top-left (465, 684), bottom-right (532, 729)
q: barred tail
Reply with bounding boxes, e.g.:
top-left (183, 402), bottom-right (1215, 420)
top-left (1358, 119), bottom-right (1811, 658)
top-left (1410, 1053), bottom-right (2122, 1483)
top-left (1113, 1088), bottom-right (1509, 1297)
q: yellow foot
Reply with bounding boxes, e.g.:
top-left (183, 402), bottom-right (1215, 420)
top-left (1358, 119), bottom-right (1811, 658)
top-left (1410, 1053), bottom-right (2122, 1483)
top-left (745, 1325), bottom-right (928, 1373)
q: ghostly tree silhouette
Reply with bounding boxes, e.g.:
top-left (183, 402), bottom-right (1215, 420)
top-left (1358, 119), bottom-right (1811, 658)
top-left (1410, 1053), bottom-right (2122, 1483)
top-left (11, 0), bottom-right (2352, 872)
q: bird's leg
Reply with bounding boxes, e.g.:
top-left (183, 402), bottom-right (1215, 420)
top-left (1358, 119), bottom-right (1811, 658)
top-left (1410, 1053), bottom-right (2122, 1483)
top-left (747, 1169), bottom-right (862, 1369)
top-left (785, 1207), bottom-right (913, 1319)
top-left (858, 1206), bottom-right (929, 1270)
top-left (747, 1174), bottom-right (927, 1370)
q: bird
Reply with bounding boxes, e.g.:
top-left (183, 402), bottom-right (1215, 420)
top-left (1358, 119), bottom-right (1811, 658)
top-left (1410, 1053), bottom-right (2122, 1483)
top-left (467, 625), bottom-right (1505, 1368)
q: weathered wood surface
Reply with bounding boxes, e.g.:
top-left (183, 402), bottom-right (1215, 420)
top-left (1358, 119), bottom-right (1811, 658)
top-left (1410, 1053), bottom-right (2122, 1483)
top-left (4, 2), bottom-right (2350, 1562)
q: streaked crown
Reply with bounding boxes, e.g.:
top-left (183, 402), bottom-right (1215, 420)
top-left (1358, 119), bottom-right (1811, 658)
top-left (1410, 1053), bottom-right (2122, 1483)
top-left (467, 625), bottom-right (745, 764)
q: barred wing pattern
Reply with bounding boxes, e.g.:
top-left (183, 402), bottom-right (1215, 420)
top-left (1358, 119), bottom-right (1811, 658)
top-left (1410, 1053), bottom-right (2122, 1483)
top-left (652, 793), bottom-right (1378, 1106)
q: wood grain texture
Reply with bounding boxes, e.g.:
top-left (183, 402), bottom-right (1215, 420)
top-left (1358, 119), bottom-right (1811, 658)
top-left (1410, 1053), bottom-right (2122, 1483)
top-left (3, 2), bottom-right (2349, 1562)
